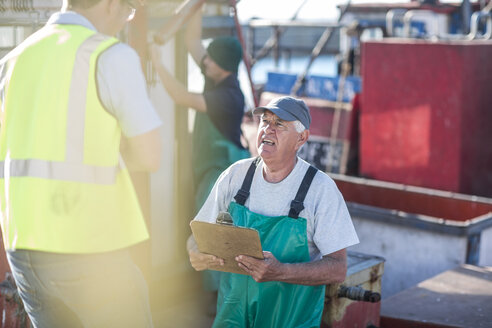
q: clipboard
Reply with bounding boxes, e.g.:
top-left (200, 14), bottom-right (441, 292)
top-left (190, 221), bottom-right (264, 275)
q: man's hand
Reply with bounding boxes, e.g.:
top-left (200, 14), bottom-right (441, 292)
top-left (150, 45), bottom-right (164, 71)
top-left (189, 251), bottom-right (224, 271)
top-left (236, 251), bottom-right (283, 282)
top-left (187, 235), bottom-right (224, 271)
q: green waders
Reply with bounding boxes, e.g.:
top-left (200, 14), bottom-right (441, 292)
top-left (192, 112), bottom-right (250, 291)
top-left (213, 159), bottom-right (325, 328)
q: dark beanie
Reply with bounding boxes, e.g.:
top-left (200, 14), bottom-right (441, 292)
top-left (206, 36), bottom-right (243, 72)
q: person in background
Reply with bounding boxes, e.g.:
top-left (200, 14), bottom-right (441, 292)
top-left (151, 2), bottom-right (250, 304)
top-left (188, 96), bottom-right (359, 327)
top-left (0, 0), bottom-right (162, 326)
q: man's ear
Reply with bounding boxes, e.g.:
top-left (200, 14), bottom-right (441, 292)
top-left (296, 129), bottom-right (310, 150)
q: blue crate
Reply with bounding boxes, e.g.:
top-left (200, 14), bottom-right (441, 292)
top-left (264, 72), bottom-right (361, 103)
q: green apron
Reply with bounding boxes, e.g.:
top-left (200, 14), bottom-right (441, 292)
top-left (192, 112), bottom-right (250, 211)
top-left (193, 113), bottom-right (250, 291)
top-left (214, 159), bottom-right (325, 328)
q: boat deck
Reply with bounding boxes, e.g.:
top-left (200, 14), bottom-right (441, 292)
top-left (381, 265), bottom-right (492, 328)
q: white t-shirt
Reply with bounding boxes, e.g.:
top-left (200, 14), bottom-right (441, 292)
top-left (47, 12), bottom-right (162, 137)
top-left (195, 157), bottom-right (359, 261)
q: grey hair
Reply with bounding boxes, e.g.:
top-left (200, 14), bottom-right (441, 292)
top-left (293, 120), bottom-right (307, 154)
top-left (293, 120), bottom-right (306, 133)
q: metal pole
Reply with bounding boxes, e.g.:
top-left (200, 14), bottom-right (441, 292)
top-left (250, 0), bottom-right (309, 65)
top-left (230, 0), bottom-right (259, 107)
top-left (326, 43), bottom-right (350, 174)
top-left (290, 0), bottom-right (351, 96)
top-left (462, 0), bottom-right (472, 34)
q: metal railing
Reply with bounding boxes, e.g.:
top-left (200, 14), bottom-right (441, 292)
top-left (385, 7), bottom-right (492, 40)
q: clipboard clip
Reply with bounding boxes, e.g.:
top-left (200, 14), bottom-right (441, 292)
top-left (216, 211), bottom-right (234, 226)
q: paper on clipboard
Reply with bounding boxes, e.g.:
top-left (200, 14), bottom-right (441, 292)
top-left (190, 221), bottom-right (264, 275)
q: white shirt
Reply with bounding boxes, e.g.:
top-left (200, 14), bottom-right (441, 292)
top-left (47, 11), bottom-right (162, 137)
top-left (195, 157), bottom-right (359, 261)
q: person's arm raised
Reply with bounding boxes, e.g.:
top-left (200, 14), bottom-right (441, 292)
top-left (150, 45), bottom-right (207, 112)
top-left (185, 4), bottom-right (207, 66)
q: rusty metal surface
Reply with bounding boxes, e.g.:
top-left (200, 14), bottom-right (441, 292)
top-left (322, 252), bottom-right (384, 327)
top-left (0, 237), bottom-right (30, 327)
top-left (381, 265), bottom-right (492, 328)
top-left (326, 301), bottom-right (381, 328)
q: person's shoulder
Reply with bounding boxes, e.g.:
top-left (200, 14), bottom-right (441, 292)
top-left (212, 157), bottom-right (256, 193)
top-left (100, 42), bottom-right (138, 58)
top-left (224, 73), bottom-right (240, 86)
top-left (218, 157), bottom-right (254, 180)
top-left (213, 74), bottom-right (242, 94)
top-left (314, 171), bottom-right (339, 193)
top-left (297, 158), bottom-right (338, 191)
top-left (227, 157), bottom-right (257, 174)
top-left (98, 43), bottom-right (140, 67)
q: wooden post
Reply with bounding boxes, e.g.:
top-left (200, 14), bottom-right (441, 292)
top-left (127, 5), bottom-right (152, 282)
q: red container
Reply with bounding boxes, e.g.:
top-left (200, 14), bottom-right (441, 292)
top-left (360, 40), bottom-right (492, 197)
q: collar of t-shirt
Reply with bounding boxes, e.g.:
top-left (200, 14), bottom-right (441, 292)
top-left (46, 11), bottom-right (97, 32)
top-left (204, 72), bottom-right (238, 91)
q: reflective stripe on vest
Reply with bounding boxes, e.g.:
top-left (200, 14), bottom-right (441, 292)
top-left (0, 158), bottom-right (117, 184)
top-left (0, 33), bottom-right (118, 185)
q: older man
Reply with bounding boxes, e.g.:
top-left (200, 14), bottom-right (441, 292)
top-left (188, 96), bottom-right (359, 327)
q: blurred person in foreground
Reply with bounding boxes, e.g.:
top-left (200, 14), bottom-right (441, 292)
top-left (0, 0), bottom-right (162, 326)
top-left (187, 96), bottom-right (359, 327)
top-left (151, 1), bottom-right (249, 302)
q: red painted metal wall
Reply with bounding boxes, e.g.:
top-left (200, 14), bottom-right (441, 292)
top-left (360, 40), bottom-right (492, 197)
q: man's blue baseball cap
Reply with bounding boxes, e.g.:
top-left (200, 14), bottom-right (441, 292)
top-left (253, 96), bottom-right (311, 129)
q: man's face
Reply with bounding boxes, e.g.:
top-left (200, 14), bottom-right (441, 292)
top-left (109, 0), bottom-right (138, 35)
top-left (256, 110), bottom-right (307, 164)
top-left (203, 55), bottom-right (228, 82)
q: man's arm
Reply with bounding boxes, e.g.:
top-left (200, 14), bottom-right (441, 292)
top-left (185, 4), bottom-right (207, 66)
top-left (150, 4), bottom-right (208, 112)
top-left (121, 128), bottom-right (162, 172)
top-left (236, 248), bottom-right (347, 285)
top-left (150, 45), bottom-right (207, 112)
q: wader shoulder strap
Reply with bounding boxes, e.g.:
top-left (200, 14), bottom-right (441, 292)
top-left (289, 165), bottom-right (318, 219)
top-left (234, 157), bottom-right (261, 205)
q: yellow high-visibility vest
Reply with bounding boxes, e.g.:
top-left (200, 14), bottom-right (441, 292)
top-left (0, 24), bottom-right (149, 253)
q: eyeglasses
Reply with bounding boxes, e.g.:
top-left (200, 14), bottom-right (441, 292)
top-left (260, 114), bottom-right (289, 132)
top-left (124, 0), bottom-right (139, 21)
